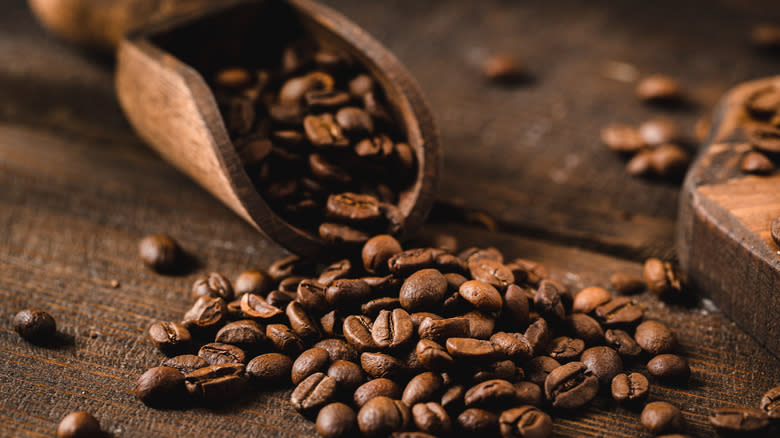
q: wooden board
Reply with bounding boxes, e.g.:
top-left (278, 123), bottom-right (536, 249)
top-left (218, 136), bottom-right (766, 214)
top-left (1, 0), bottom-right (780, 437)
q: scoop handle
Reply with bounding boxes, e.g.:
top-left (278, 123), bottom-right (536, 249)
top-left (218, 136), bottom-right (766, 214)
top-left (28, 0), bottom-right (214, 52)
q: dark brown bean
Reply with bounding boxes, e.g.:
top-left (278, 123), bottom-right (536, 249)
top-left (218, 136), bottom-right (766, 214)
top-left (280, 72), bottom-right (334, 105)
top-left (514, 382), bottom-right (544, 407)
top-left (315, 339), bottom-right (360, 363)
top-left (286, 301), bottom-right (321, 342)
top-left (290, 372), bottom-right (338, 415)
top-left (234, 269), bottom-right (273, 296)
top-left (601, 123), bottom-right (645, 153)
top-left (161, 355), bottom-right (208, 374)
top-left (464, 379), bottom-right (518, 407)
top-left (327, 360), bottom-right (365, 393)
top-left (647, 354), bottom-right (690, 381)
top-left (316, 402), bottom-right (357, 438)
top-left (292, 347), bottom-right (331, 385)
top-left (198, 343), bottom-right (247, 365)
top-left (399, 269), bottom-right (448, 312)
top-left (182, 297), bottom-right (227, 331)
top-left (472, 360), bottom-right (517, 382)
top-left (13, 309), bottom-right (57, 344)
top-left (643, 258), bottom-right (683, 297)
top-left (526, 356), bottom-right (561, 387)
top-left (581, 346), bottom-right (623, 384)
top-left (415, 339), bottom-right (454, 371)
top-left (388, 248), bottom-right (444, 276)
top-left (459, 280), bottom-right (503, 313)
top-left (362, 297), bottom-right (401, 318)
top-left (184, 363), bottom-right (248, 401)
top-left (148, 321), bottom-right (191, 355)
top-left (135, 366), bottom-right (185, 407)
top-left (525, 317), bottom-right (552, 356)
top-left (192, 272), bottom-right (234, 301)
top-left (490, 332), bottom-right (533, 361)
top-left (469, 258), bottom-right (514, 291)
top-left (246, 353), bottom-right (293, 383)
top-left (240, 293), bottom-right (283, 320)
top-left (641, 401), bottom-right (685, 434)
top-left (635, 320), bottom-right (677, 354)
top-left (710, 407), bottom-right (769, 434)
top-left (412, 402), bottom-right (451, 435)
top-left (534, 280), bottom-right (566, 319)
top-left (357, 396), bottom-right (410, 438)
top-left (572, 286), bottom-right (611, 313)
top-left (343, 315), bottom-right (377, 351)
top-left (266, 324), bottom-right (305, 356)
top-left (265, 290), bottom-right (296, 309)
top-left (372, 308), bottom-right (414, 349)
top-left (594, 297), bottom-right (643, 326)
top-left (326, 279), bottom-right (372, 309)
top-left (138, 234), bottom-right (179, 272)
top-left (546, 336), bottom-right (585, 362)
top-left (609, 272), bottom-right (646, 294)
top-left (567, 313), bottom-right (605, 345)
top-left (336, 107), bottom-right (374, 136)
top-left (604, 329), bottom-right (643, 358)
top-left (57, 411), bottom-right (102, 438)
top-left (297, 279), bottom-right (330, 314)
top-left (319, 223), bottom-right (371, 245)
top-left (760, 385), bottom-right (780, 419)
top-left (544, 362), bottom-right (599, 409)
top-left (499, 405), bottom-right (553, 438)
top-left (457, 408), bottom-right (499, 434)
top-left (268, 255), bottom-right (311, 281)
top-left (326, 192), bottom-right (382, 223)
top-left (215, 320), bottom-right (266, 349)
top-left (503, 284), bottom-right (530, 329)
top-left (402, 372), bottom-right (444, 406)
top-left (446, 338), bottom-right (503, 362)
top-left (361, 352), bottom-right (407, 379)
top-left (317, 259), bottom-right (352, 286)
top-left (611, 372), bottom-right (649, 403)
top-left (462, 311), bottom-right (495, 339)
top-left (354, 378), bottom-right (403, 408)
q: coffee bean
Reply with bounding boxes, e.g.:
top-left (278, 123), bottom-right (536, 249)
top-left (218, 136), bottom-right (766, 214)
top-left (291, 372), bottom-right (338, 415)
top-left (742, 151), bottom-right (775, 174)
top-left (399, 269), bottom-right (448, 312)
top-left (326, 279), bottom-right (372, 309)
top-left (135, 366), bottom-right (185, 407)
top-left (192, 272), bottom-right (234, 301)
top-left (235, 269), bottom-right (273, 296)
top-left (319, 223), bottom-right (371, 245)
top-left (581, 346), bottom-right (623, 384)
top-left (482, 54), bottom-right (525, 84)
top-left (246, 352), bottom-right (292, 383)
top-left (446, 338), bottom-right (503, 362)
top-left (635, 320), bottom-right (677, 354)
top-left (317, 259), bottom-right (352, 286)
top-left (284, 301), bottom-right (320, 342)
top-left (710, 407), bottom-right (769, 434)
top-left (627, 150), bottom-right (654, 177)
top-left (354, 378), bottom-right (403, 408)
top-left (138, 233), bottom-right (180, 272)
top-left (647, 354), bottom-right (690, 381)
top-left (213, 320), bottom-right (264, 350)
top-left (500, 285), bottom-right (529, 331)
top-left (534, 280), bottom-right (566, 319)
top-left (297, 279), bottom-right (330, 314)
top-left (290, 347), bottom-right (331, 385)
top-left (361, 235), bottom-right (403, 275)
top-left (326, 192), bottom-right (381, 223)
top-left (609, 272), bottom-right (645, 294)
top-left (651, 144), bottom-right (690, 177)
top-left (594, 297), bottom-right (643, 326)
top-left (469, 258), bottom-right (514, 291)
top-left (279, 276), bottom-right (307, 293)
top-left (464, 379), bottom-right (518, 407)
top-left (185, 363), bottom-right (248, 401)
top-left (458, 280), bottom-right (503, 313)
top-left (343, 315), bottom-right (377, 351)
top-left (414, 339), bottom-right (453, 371)
top-left (760, 385), bottom-right (780, 419)
top-left (198, 342), bottom-right (247, 366)
top-left (306, 90), bottom-right (351, 110)
top-left (388, 248), bottom-right (444, 276)
top-left (280, 72), bottom-right (334, 105)
top-left (335, 107), bottom-right (374, 136)
top-left (611, 372), bottom-right (649, 403)
top-left (412, 402), bottom-right (451, 435)
top-left (490, 332), bottom-right (533, 361)
top-left (315, 338), bottom-right (360, 363)
top-left (639, 118), bottom-right (681, 146)
top-left (402, 372), bottom-right (444, 406)
top-left (440, 385), bottom-right (465, 413)
top-left (546, 336), bottom-right (585, 362)
top-left (526, 356), bottom-right (561, 387)
top-left (544, 362), bottom-right (599, 409)
top-left (13, 309), bottom-right (56, 344)
top-left (362, 297), bottom-right (401, 318)
top-left (604, 329), bottom-right (642, 358)
top-left (567, 313), bottom-right (605, 345)
top-left (357, 396), bottom-right (410, 438)
top-left (268, 255), bottom-right (311, 281)
top-left (473, 360), bottom-right (517, 382)
top-left (363, 275), bottom-right (403, 296)
top-left (162, 354), bottom-right (208, 374)
top-left (148, 321), bottom-right (191, 355)
top-left (514, 382), bottom-right (544, 407)
top-left (636, 75), bottom-right (684, 103)
top-left (182, 296), bottom-right (227, 331)
top-left (462, 311), bottom-right (496, 339)
top-left (641, 401), bottom-right (685, 434)
top-left (316, 402), bottom-right (357, 438)
top-left (371, 308), bottom-right (414, 349)
top-left (349, 74), bottom-right (374, 97)
top-left (572, 286), bottom-right (612, 313)
top-left (239, 293), bottom-right (283, 320)
top-left (601, 123), bottom-right (645, 153)
top-left (327, 360), bottom-right (365, 393)
top-left (499, 406), bottom-right (553, 438)
top-left (361, 352), bottom-right (407, 379)
top-left (266, 324), bottom-right (305, 356)
top-left (457, 408), bottom-right (499, 434)
top-left (525, 317), bottom-right (552, 355)
top-left (643, 258), bottom-right (683, 297)
top-left (266, 290), bottom-right (297, 309)
top-left (57, 411), bottom-right (101, 438)
top-left (509, 259), bottom-right (548, 286)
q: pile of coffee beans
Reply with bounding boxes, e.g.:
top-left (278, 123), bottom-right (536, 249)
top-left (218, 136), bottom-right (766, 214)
top-left (211, 41), bottom-right (416, 244)
top-left (601, 118), bottom-right (692, 179)
top-left (132, 233), bottom-right (733, 438)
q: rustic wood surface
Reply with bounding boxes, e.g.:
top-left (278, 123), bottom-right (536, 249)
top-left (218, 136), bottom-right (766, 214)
top-left (1, 0), bottom-right (780, 437)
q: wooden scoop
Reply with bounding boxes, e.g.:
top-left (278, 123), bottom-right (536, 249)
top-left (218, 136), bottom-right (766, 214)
top-left (28, 0), bottom-right (440, 256)
top-left (678, 75), bottom-right (780, 358)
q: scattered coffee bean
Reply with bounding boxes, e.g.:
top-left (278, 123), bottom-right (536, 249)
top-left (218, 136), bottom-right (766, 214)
top-left (526, 356), bottom-right (561, 387)
top-left (611, 372), bottom-right (649, 403)
top-left (148, 321), bottom-right (192, 355)
top-left (292, 347), bottom-right (331, 385)
top-left (544, 362), bottom-right (599, 409)
top-left (412, 402), bottom-right (451, 435)
top-left (567, 313), bottom-right (605, 346)
top-left (362, 235), bottom-right (403, 275)
top-left (354, 378), bottom-right (403, 408)
top-left (399, 269), bottom-right (448, 312)
top-left (609, 272), bottom-right (645, 294)
top-left (459, 280), bottom-right (503, 313)
top-left (402, 372), bottom-right (444, 406)
top-left (266, 324), bottom-right (305, 356)
top-left (760, 385), bottom-right (780, 419)
top-left (315, 338), bottom-right (359, 363)
top-left (198, 342), bottom-right (247, 365)
top-left (601, 123), bottom-right (646, 153)
top-left (291, 372), bottom-right (338, 415)
top-left (13, 309), bottom-right (56, 344)
top-left (482, 54), bottom-right (526, 84)
top-left (534, 280), bottom-right (566, 319)
top-left (604, 329), bottom-right (643, 358)
top-left (135, 366), bottom-right (185, 407)
top-left (361, 352), bottom-right (407, 379)
top-left (741, 151), bottom-right (775, 174)
top-left (286, 301), bottom-right (321, 342)
top-left (525, 317), bottom-right (553, 355)
top-left (357, 396), bottom-right (410, 437)
top-left (709, 407), bottom-right (769, 434)
top-left (215, 320), bottom-right (266, 350)
top-left (57, 411), bottom-right (101, 438)
top-left (235, 269), bottom-right (273, 296)
top-left (641, 401), bottom-right (685, 434)
top-left (635, 320), bottom-right (677, 354)
top-left (247, 353), bottom-right (293, 383)
top-left (316, 402), bottom-right (357, 438)
top-left (457, 408), bottom-right (499, 434)
top-left (185, 363), bottom-right (248, 401)
top-left (192, 272), bottom-right (234, 301)
top-left (446, 338), bottom-right (502, 362)
top-left (595, 297), bottom-right (643, 326)
top-left (499, 405), bottom-right (553, 438)
top-left (468, 258), bottom-right (514, 291)
top-left (503, 284), bottom-right (530, 329)
top-left (640, 117), bottom-right (681, 145)
top-left (182, 296), bottom-right (227, 331)
top-left (490, 332), bottom-right (533, 361)
top-left (572, 287), bottom-right (612, 313)
top-left (636, 74), bottom-right (684, 103)
top-left (464, 379), bottom-right (518, 407)
top-left (327, 360), bottom-right (365, 393)
top-left (647, 354), bottom-right (690, 381)
top-left (580, 346), bottom-right (623, 384)
top-left (546, 336), bottom-right (585, 362)
top-left (162, 354), bottom-right (208, 374)
top-left (514, 382), bottom-right (544, 407)
top-left (372, 308), bottom-right (414, 349)
top-left (138, 233), bottom-right (180, 272)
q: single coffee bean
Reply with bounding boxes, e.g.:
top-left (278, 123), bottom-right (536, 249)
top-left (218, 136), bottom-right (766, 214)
top-left (440, 385), bottom-right (464, 413)
top-left (326, 279), bottom-right (372, 309)
top-left (636, 74), bottom-right (684, 103)
top-left (446, 338), bottom-right (503, 362)
top-left (343, 315), bottom-right (377, 351)
top-left (503, 284), bottom-right (530, 329)
top-left (286, 301), bottom-right (321, 342)
top-left (594, 297), bottom-right (643, 326)
top-left (290, 372), bottom-right (338, 415)
top-left (13, 309), bottom-right (56, 344)
top-left (362, 275), bottom-right (402, 296)
top-left (326, 192), bottom-right (381, 223)
top-left (473, 360), bottom-right (517, 382)
top-left (388, 248), bottom-right (444, 276)
top-left (362, 297), bottom-right (401, 318)
top-left (641, 401), bottom-right (685, 434)
top-left (399, 269), bottom-right (448, 312)
top-left (297, 279), bottom-right (330, 314)
top-left (643, 258), bottom-right (682, 297)
top-left (239, 293), bottom-right (283, 320)
top-left (462, 311), bottom-right (496, 339)
top-left (415, 339), bottom-right (454, 371)
top-left (544, 362), bottom-right (599, 409)
top-left (319, 223), bottom-right (372, 245)
top-left (464, 379), bottom-right (518, 407)
top-left (600, 123), bottom-right (646, 153)
top-left (760, 385), bottom-right (780, 419)
top-left (635, 320), bottom-right (677, 354)
top-left (609, 272), bottom-right (645, 294)
top-left (567, 313), bottom-right (605, 346)
top-left (639, 117), bottom-right (681, 145)
top-left (469, 258), bottom-right (514, 291)
top-left (546, 336), bottom-right (585, 362)
top-left (162, 354), bottom-right (208, 374)
top-left (741, 151), bottom-right (775, 174)
top-left (482, 54), bottom-right (525, 84)
top-left (279, 72), bottom-right (334, 104)
top-left (315, 339), bottom-right (360, 363)
top-left (192, 272), bottom-right (234, 301)
top-left (316, 402), bottom-right (357, 438)
top-left (459, 280), bottom-right (503, 313)
top-left (135, 366), bottom-right (185, 407)
top-left (336, 106), bottom-right (374, 136)
top-left (148, 321), bottom-right (192, 355)
top-left (268, 255), bottom-right (311, 281)
top-left (372, 308), bottom-right (414, 349)
top-left (534, 280), bottom-right (566, 319)
top-left (292, 347), bottom-right (331, 385)
top-left (514, 382), bottom-right (544, 407)
top-left (198, 342), bottom-right (247, 365)
top-left (327, 360), bottom-right (365, 393)
top-left (499, 405), bottom-right (553, 438)
top-left (526, 356), bottom-right (561, 387)
top-left (525, 317), bottom-right (552, 356)
top-left (510, 258), bottom-right (548, 286)
top-left (580, 346), bottom-right (623, 384)
top-left (357, 396), bottom-right (410, 438)
top-left (710, 407), bottom-right (769, 434)
top-left (572, 286), bottom-right (612, 313)
top-left (184, 363), bottom-right (248, 401)
top-left (349, 74), bottom-right (374, 97)
top-left (304, 113), bottom-right (349, 148)
top-left (138, 233), bottom-right (179, 272)
top-left (457, 408), bottom-right (499, 434)
top-left (57, 411), bottom-right (102, 438)
top-left (490, 332), bottom-right (533, 361)
top-left (434, 252), bottom-right (467, 274)
top-left (604, 329), bottom-right (643, 358)
top-left (235, 269), bottom-right (273, 296)
top-left (402, 372), bottom-right (444, 406)
top-left (279, 276), bottom-right (307, 293)
top-left (611, 372), bottom-right (649, 403)
top-left (361, 352), bottom-right (407, 379)
top-left (266, 290), bottom-right (296, 309)
top-left (214, 320), bottom-right (264, 350)
top-left (412, 402), bottom-right (451, 435)
top-left (246, 352), bottom-right (292, 383)
top-left (354, 378), bottom-right (403, 408)
top-left (647, 354), bottom-right (690, 381)
top-left (317, 260), bottom-right (352, 287)
top-left (266, 324), bottom-right (305, 356)
top-left (182, 296), bottom-right (227, 331)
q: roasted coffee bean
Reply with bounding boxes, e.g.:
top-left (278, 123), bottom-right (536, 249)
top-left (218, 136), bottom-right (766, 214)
top-left (215, 320), bottom-right (266, 349)
top-left (343, 315), bottom-right (377, 350)
top-left (297, 279), bottom-right (330, 314)
top-left (473, 360), bottom-right (517, 382)
top-left (410, 312), bottom-right (442, 330)
top-left (182, 296), bottom-right (227, 331)
top-left (440, 385), bottom-right (465, 413)
top-left (268, 255), bottom-right (310, 281)
top-left (643, 258), bottom-right (683, 297)
top-left (572, 286), bottom-right (612, 313)
top-left (546, 336), bottom-right (585, 362)
top-left (266, 290), bottom-right (297, 309)
top-left (434, 253), bottom-right (467, 274)
top-left (388, 248), bottom-right (444, 276)
top-left (446, 338), bottom-right (503, 362)
top-left (412, 402), bottom-right (451, 435)
top-left (490, 332), bottom-right (533, 361)
top-left (635, 320), bottom-right (677, 354)
top-left (162, 354), bottom-right (208, 374)
top-left (580, 346), bottom-right (623, 384)
top-left (303, 113), bottom-right (349, 146)
top-left (464, 379), bottom-right (518, 407)
top-left (279, 276), bottom-right (307, 293)
top-left (318, 259), bottom-right (352, 285)
top-left (135, 366), bottom-right (185, 407)
top-left (335, 106), bottom-right (374, 136)
top-left (594, 297), bottom-right (643, 326)
top-left (514, 382), bottom-right (544, 407)
top-left (315, 338), bottom-right (360, 363)
top-left (357, 396), bottom-right (410, 438)
top-left (499, 406), bottom-right (553, 438)
top-left (526, 356), bottom-right (561, 387)
top-left (741, 151), bottom-right (775, 174)
top-left (362, 235), bottom-right (403, 275)
top-left (647, 354), bottom-right (690, 380)
top-left (185, 363), bottom-right (248, 401)
top-left (291, 372), bottom-right (338, 415)
top-left (636, 74), bottom-right (684, 103)
top-left (371, 308), bottom-right (414, 349)
top-left (57, 411), bottom-right (102, 438)
top-left (609, 272), bottom-right (645, 294)
top-left (13, 309), bottom-right (56, 344)
top-left (567, 313), bottom-right (605, 346)
top-left (354, 378), bottom-right (403, 408)
top-left (362, 297), bottom-right (401, 318)
top-left (138, 233), bottom-right (180, 272)
top-left (710, 407), bottom-right (769, 435)
top-left (462, 311), bottom-right (496, 339)
top-left (349, 74), bottom-right (374, 97)
top-left (402, 372), bottom-right (444, 406)
top-left (525, 317), bottom-right (552, 355)
top-left (319, 223), bottom-right (371, 245)
top-left (148, 321), bottom-right (191, 355)
top-left (306, 90), bottom-right (351, 110)
top-left (235, 269), bottom-right (273, 296)
top-left (362, 275), bottom-right (403, 296)
top-left (320, 311), bottom-right (343, 338)
top-left (469, 258), bottom-right (514, 291)
top-left (326, 192), bottom-right (381, 223)
top-left (639, 117), bottom-right (681, 146)
top-left (415, 339), bottom-right (454, 371)
top-left (760, 385), bottom-right (780, 419)
top-left (534, 280), bottom-right (566, 319)
top-left (280, 72), bottom-right (334, 104)
top-left (192, 272), bottom-right (234, 301)
top-left (601, 123), bottom-right (645, 153)
top-left (458, 247), bottom-right (502, 263)
top-left (503, 284), bottom-right (530, 329)
top-left (327, 360), bottom-right (365, 393)
top-left (198, 343), bottom-right (246, 366)
top-left (266, 324), bottom-right (305, 356)
top-left (316, 402), bottom-right (357, 438)
top-left (352, 134), bottom-right (394, 158)
top-left (611, 372), bottom-right (649, 403)
top-left (510, 259), bottom-right (548, 286)
top-left (246, 352), bottom-right (293, 383)
top-left (641, 401), bottom-right (685, 434)
top-left (399, 269), bottom-right (448, 312)
top-left (457, 408), bottom-right (499, 434)
top-left (361, 352), bottom-right (407, 379)
top-left (292, 347), bottom-right (331, 385)
top-left (483, 54), bottom-right (525, 84)
top-left (604, 329), bottom-right (642, 357)
top-left (544, 362), bottom-right (599, 409)
top-left (457, 280), bottom-right (503, 313)
top-left (285, 301), bottom-right (321, 342)
top-left (326, 279), bottom-right (372, 309)
top-left (240, 293), bottom-right (283, 320)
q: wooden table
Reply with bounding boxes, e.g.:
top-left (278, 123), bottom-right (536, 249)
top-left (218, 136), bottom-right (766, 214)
top-left (2, 0), bottom-right (779, 436)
